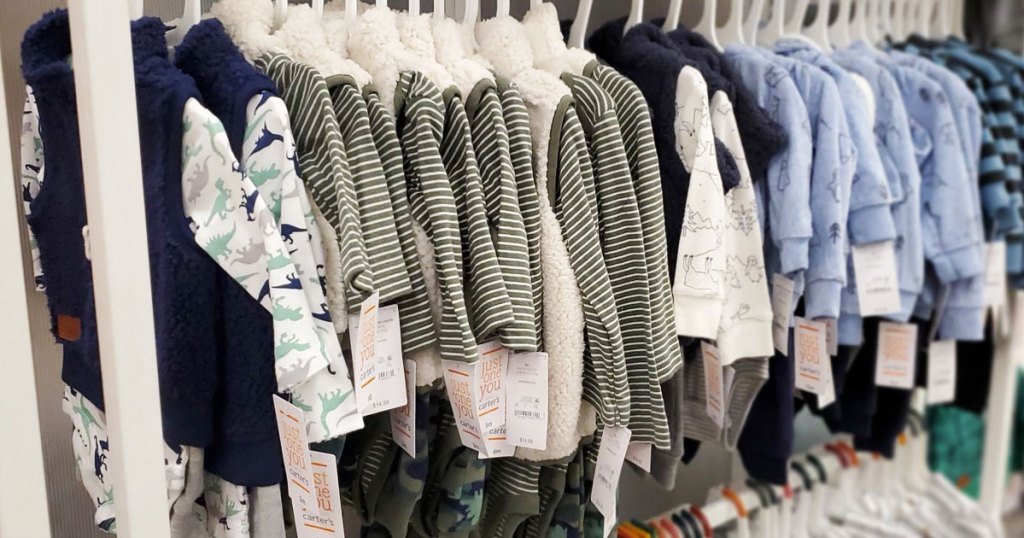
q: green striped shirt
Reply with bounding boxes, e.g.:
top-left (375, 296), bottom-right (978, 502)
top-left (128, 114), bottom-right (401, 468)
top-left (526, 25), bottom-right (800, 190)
top-left (255, 54), bottom-right (373, 305)
top-left (562, 74), bottom-right (669, 450)
top-left (394, 72), bottom-right (478, 363)
top-left (326, 75), bottom-right (413, 304)
top-left (363, 85), bottom-right (438, 356)
top-left (465, 79), bottom-right (538, 352)
top-left (586, 63), bottom-right (683, 384)
top-left (440, 88), bottom-right (516, 343)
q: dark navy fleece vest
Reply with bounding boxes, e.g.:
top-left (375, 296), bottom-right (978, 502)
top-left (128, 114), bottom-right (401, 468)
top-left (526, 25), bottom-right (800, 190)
top-left (175, 19), bottom-right (283, 487)
top-left (22, 11), bottom-right (219, 449)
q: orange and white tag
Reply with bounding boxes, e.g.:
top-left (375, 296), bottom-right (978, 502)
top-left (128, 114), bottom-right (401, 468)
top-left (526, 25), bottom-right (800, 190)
top-left (295, 451), bottom-right (345, 537)
top-left (274, 395), bottom-right (319, 515)
top-left (350, 296), bottom-right (407, 416)
top-left (875, 322), bottom-right (918, 390)
top-left (794, 318), bottom-right (827, 396)
top-left (927, 340), bottom-right (957, 405)
top-left (442, 342), bottom-right (511, 456)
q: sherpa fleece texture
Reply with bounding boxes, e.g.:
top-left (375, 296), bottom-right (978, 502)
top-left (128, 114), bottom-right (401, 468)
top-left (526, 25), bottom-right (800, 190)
top-left (476, 14), bottom-right (592, 461)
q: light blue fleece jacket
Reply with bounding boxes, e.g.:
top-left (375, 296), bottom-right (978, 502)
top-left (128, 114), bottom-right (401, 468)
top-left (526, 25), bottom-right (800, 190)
top-left (832, 42), bottom-right (925, 345)
top-left (889, 50), bottom-right (988, 341)
top-left (722, 44), bottom-right (814, 300)
top-left (752, 46), bottom-right (852, 320)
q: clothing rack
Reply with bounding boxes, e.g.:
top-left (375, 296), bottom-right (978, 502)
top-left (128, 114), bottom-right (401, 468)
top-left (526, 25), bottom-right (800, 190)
top-left (1, 2), bottom-right (1023, 537)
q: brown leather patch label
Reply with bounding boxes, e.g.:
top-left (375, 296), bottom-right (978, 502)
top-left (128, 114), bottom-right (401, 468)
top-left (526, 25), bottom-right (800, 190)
top-left (56, 314), bottom-right (82, 342)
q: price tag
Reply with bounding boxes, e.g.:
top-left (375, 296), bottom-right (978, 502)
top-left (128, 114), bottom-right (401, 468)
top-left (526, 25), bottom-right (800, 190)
top-left (296, 451), bottom-right (345, 538)
top-left (819, 355), bottom-right (836, 408)
top-left (702, 342), bottom-right (725, 429)
top-left (927, 340), bottom-right (957, 405)
top-left (390, 360), bottom-right (417, 457)
top-left (591, 426), bottom-right (632, 520)
top-left (442, 360), bottom-right (486, 453)
top-left (794, 318), bottom-right (827, 395)
top-left (875, 322), bottom-right (918, 389)
top-left (985, 242), bottom-right (1009, 335)
top-left (273, 396), bottom-right (319, 514)
top-left (350, 302), bottom-right (407, 416)
top-left (772, 274), bottom-right (796, 354)
top-left (852, 241), bottom-right (901, 317)
top-left (824, 318), bottom-right (838, 356)
top-left (506, 352), bottom-right (549, 450)
top-left (442, 342), bottom-right (511, 455)
top-left (625, 442), bottom-right (652, 473)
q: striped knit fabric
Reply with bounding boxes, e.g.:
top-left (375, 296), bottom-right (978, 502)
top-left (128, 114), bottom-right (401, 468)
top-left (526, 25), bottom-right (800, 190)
top-left (496, 78), bottom-right (545, 348)
top-left (440, 88), bottom-right (516, 343)
top-left (586, 63), bottom-right (684, 384)
top-left (563, 73), bottom-right (670, 451)
top-left (394, 72), bottom-right (478, 363)
top-left (465, 79), bottom-right (539, 352)
top-left (363, 85), bottom-right (438, 355)
top-left (326, 76), bottom-right (412, 304)
top-left (551, 97), bottom-right (630, 428)
top-left (255, 53), bottom-right (373, 302)
top-left (478, 459), bottom-right (543, 537)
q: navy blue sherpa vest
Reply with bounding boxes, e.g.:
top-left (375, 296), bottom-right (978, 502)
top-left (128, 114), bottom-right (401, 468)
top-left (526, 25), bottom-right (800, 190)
top-left (174, 18), bottom-right (283, 487)
top-left (21, 11), bottom-right (220, 449)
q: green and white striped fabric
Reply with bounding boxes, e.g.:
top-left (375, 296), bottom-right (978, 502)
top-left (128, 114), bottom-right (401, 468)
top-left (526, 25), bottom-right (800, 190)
top-left (255, 54), bottom-right (373, 305)
top-left (562, 73), bottom-right (670, 450)
top-left (394, 72), bottom-right (478, 363)
top-left (326, 75), bottom-right (412, 305)
top-left (477, 458), bottom-right (542, 537)
top-left (586, 63), bottom-right (684, 384)
top-left (496, 79), bottom-right (545, 348)
top-left (363, 84), bottom-right (438, 356)
top-left (550, 97), bottom-right (630, 429)
top-left (440, 88), bottom-right (516, 343)
top-left (465, 79), bottom-right (538, 352)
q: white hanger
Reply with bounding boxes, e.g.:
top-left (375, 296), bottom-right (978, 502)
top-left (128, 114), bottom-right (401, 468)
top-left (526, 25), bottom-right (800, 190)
top-left (664, 0), bottom-right (683, 31)
top-left (462, 0), bottom-right (479, 25)
top-left (694, 0), bottom-right (721, 49)
top-left (312, 0), bottom-right (325, 18)
top-left (952, 0), bottom-right (965, 39)
top-left (758, 0), bottom-right (786, 46)
top-left (829, 0), bottom-right (852, 47)
top-left (744, 0), bottom-right (765, 43)
top-left (165, 0), bottom-right (201, 46)
top-left (879, 0), bottom-right (894, 41)
top-left (568, 0), bottom-right (594, 48)
top-left (496, 0), bottom-right (510, 16)
top-left (376, 0), bottom-right (388, 8)
top-left (719, 0), bottom-right (746, 46)
top-left (891, 0), bottom-right (907, 41)
top-left (129, 0), bottom-right (143, 19)
top-left (803, 0), bottom-right (831, 51)
top-left (347, 0), bottom-right (359, 21)
top-left (530, 0), bottom-right (543, 10)
top-left (273, 0), bottom-right (288, 27)
top-left (433, 0), bottom-right (445, 19)
top-left (850, 0), bottom-right (872, 44)
top-left (917, 0), bottom-right (936, 37)
top-left (783, 0), bottom-right (809, 37)
top-left (905, 0), bottom-right (920, 36)
top-left (409, 0), bottom-right (420, 17)
top-left (625, 0), bottom-right (644, 35)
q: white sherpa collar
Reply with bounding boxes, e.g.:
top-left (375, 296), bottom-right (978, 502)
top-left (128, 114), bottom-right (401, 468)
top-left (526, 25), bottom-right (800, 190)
top-left (273, 5), bottom-right (371, 87)
top-left (431, 17), bottom-right (494, 100)
top-left (208, 0), bottom-right (284, 62)
top-left (520, 3), bottom-right (595, 77)
top-left (395, 13), bottom-right (456, 91)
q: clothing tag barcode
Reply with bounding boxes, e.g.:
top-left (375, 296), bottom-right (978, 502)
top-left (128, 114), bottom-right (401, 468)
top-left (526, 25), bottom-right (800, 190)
top-left (350, 301), bottom-right (407, 416)
top-left (875, 322), bottom-right (918, 389)
top-left (852, 241), bottom-right (901, 317)
top-left (927, 340), bottom-right (957, 405)
top-left (794, 318), bottom-right (827, 396)
top-left (701, 341), bottom-right (725, 429)
top-left (772, 274), bottom-right (796, 354)
top-left (390, 360), bottom-right (417, 457)
top-left (273, 395), bottom-right (319, 515)
top-left (591, 425), bottom-right (632, 520)
top-left (296, 451), bottom-right (345, 538)
top-left (506, 352), bottom-right (548, 450)
top-left (625, 442), bottom-right (652, 473)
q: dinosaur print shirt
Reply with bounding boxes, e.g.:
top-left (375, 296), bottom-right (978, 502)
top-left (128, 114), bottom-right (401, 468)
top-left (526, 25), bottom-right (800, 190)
top-left (20, 86), bottom-right (44, 291)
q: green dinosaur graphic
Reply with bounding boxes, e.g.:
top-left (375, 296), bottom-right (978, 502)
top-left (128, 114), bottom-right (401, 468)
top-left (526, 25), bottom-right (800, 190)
top-left (102, 487), bottom-right (114, 504)
top-left (291, 393), bottom-right (313, 413)
top-left (225, 499), bottom-right (241, 519)
top-left (72, 400), bottom-right (100, 441)
top-left (203, 118), bottom-right (228, 164)
top-left (182, 144), bottom-right (202, 171)
top-left (275, 333), bottom-right (311, 360)
top-left (204, 178), bottom-right (231, 227)
top-left (243, 109), bottom-right (273, 142)
top-left (267, 250), bottom-right (291, 271)
top-left (203, 223), bottom-right (237, 261)
top-left (272, 297), bottom-right (303, 321)
top-left (183, 114), bottom-right (193, 134)
top-left (248, 162), bottom-right (282, 188)
top-left (318, 388), bottom-right (354, 436)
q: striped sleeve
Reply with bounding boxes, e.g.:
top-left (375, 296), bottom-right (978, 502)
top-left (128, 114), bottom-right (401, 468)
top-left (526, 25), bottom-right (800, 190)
top-left (465, 79), bottom-right (538, 352)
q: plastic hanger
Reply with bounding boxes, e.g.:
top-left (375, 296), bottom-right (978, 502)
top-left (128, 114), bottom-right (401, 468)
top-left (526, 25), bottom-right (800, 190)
top-left (891, 0), bottom-right (907, 41)
top-left (496, 0), bottom-right (510, 16)
top-left (850, 0), bottom-right (873, 44)
top-left (719, 0), bottom-right (746, 46)
top-left (694, 0), bottom-right (721, 50)
top-left (462, 0), bottom-right (478, 25)
top-left (829, 0), bottom-right (852, 47)
top-left (273, 0), bottom-right (288, 27)
top-left (165, 0), bottom-right (200, 46)
top-left (625, 0), bottom-right (644, 35)
top-left (721, 487), bottom-right (751, 538)
top-left (568, 0), bottom-right (594, 48)
top-left (434, 0), bottom-right (445, 19)
top-left (376, 0), bottom-right (387, 8)
top-left (878, 0), bottom-right (893, 42)
top-left (664, 0), bottom-right (683, 32)
top-left (744, 0), bottom-right (765, 43)
top-left (758, 0), bottom-right (786, 46)
top-left (803, 0), bottom-right (832, 52)
top-left (408, 0), bottom-right (420, 17)
top-left (952, 0), bottom-right (965, 39)
top-left (783, 0), bottom-right (809, 37)
top-left (129, 0), bottom-right (143, 19)
top-left (917, 0), bottom-right (936, 37)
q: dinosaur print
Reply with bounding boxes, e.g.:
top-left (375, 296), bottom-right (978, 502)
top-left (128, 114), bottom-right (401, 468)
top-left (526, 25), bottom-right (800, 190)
top-left (239, 188), bottom-right (259, 222)
top-left (243, 109), bottom-right (273, 142)
top-left (286, 149), bottom-right (301, 176)
top-left (232, 238), bottom-right (264, 266)
top-left (280, 223), bottom-right (307, 244)
top-left (278, 359), bottom-right (315, 387)
top-left (257, 279), bottom-right (271, 305)
top-left (220, 500), bottom-right (241, 531)
top-left (71, 400), bottom-right (99, 440)
top-left (318, 388), bottom-right (355, 436)
top-left (267, 250), bottom-right (291, 271)
top-left (312, 302), bottom-right (332, 323)
top-left (22, 179), bottom-right (35, 203)
top-left (255, 91), bottom-right (273, 110)
top-left (253, 124), bottom-right (284, 155)
top-left (202, 223), bottom-right (237, 262)
top-left (248, 162), bottom-right (281, 188)
top-left (183, 113), bottom-right (192, 134)
top-left (203, 118), bottom-right (228, 164)
top-left (186, 156), bottom-right (210, 205)
top-left (272, 297), bottom-right (303, 321)
top-left (731, 303), bottom-right (751, 321)
top-left (93, 436), bottom-right (108, 482)
top-left (275, 333), bottom-right (311, 361)
top-left (273, 272), bottom-right (302, 290)
top-left (291, 393), bottom-right (314, 413)
top-left (204, 178), bottom-right (231, 226)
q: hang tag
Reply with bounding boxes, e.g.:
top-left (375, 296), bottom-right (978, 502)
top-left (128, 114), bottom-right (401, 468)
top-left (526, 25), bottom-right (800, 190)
top-left (824, 318), bottom-right (838, 356)
top-left (875, 322), bottom-right (918, 389)
top-left (390, 360), bottom-right (417, 457)
top-left (625, 442), bottom-right (652, 473)
top-left (442, 360), bottom-right (486, 453)
top-left (794, 318), bottom-right (827, 395)
top-left (442, 342), bottom-right (510, 454)
top-left (350, 302), bottom-right (407, 416)
top-left (772, 274), bottom-right (796, 354)
top-left (296, 451), bottom-right (345, 538)
top-left (852, 241), bottom-right (901, 317)
top-left (603, 503), bottom-right (618, 538)
top-left (702, 341), bottom-right (725, 429)
top-left (591, 425), bottom-right (632, 520)
top-left (818, 351), bottom-right (836, 408)
top-left (506, 352), bottom-right (549, 450)
top-left (927, 340), bottom-right (957, 405)
top-left (273, 395), bottom-right (319, 514)
top-left (985, 242), bottom-right (1009, 335)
